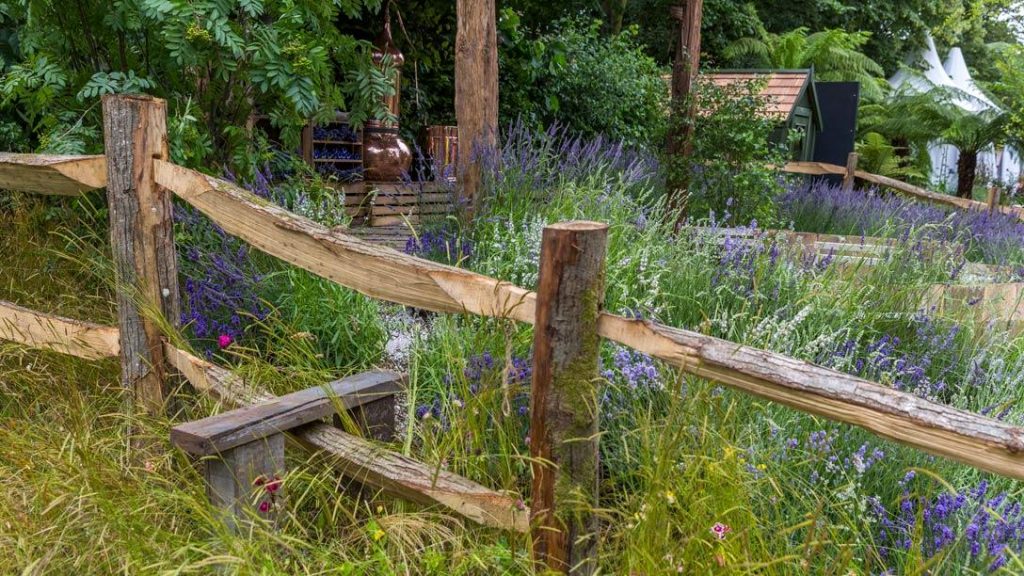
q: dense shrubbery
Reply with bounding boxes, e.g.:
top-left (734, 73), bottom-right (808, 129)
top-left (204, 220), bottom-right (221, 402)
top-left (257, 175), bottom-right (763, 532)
top-left (499, 15), bottom-right (668, 147)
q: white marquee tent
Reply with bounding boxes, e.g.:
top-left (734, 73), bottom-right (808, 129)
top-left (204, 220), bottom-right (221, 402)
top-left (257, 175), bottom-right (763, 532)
top-left (888, 35), bottom-right (1021, 191)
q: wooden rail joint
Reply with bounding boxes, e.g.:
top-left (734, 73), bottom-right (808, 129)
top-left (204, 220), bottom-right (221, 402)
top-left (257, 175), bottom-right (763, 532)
top-left (170, 371), bottom-right (403, 529)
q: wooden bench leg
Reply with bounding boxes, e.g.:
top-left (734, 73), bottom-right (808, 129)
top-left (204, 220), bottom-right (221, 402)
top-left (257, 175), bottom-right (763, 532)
top-left (205, 433), bottom-right (285, 531)
top-left (335, 394), bottom-right (398, 442)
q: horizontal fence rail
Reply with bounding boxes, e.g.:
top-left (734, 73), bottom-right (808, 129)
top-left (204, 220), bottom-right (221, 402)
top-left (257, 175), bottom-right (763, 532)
top-left (164, 344), bottom-right (529, 532)
top-left (149, 159), bottom-right (1024, 481)
top-left (783, 161), bottom-right (1024, 221)
top-left (0, 300), bottom-right (120, 359)
top-left (0, 153), bottom-right (106, 195)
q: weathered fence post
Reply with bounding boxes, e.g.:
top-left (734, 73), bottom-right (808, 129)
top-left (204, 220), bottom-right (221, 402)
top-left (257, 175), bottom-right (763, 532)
top-left (842, 152), bottom-right (859, 193)
top-left (987, 184), bottom-right (1002, 213)
top-left (530, 221), bottom-right (608, 575)
top-left (102, 94), bottom-right (179, 415)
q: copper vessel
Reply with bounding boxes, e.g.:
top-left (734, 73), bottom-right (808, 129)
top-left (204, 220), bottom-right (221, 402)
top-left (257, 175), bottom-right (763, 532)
top-left (363, 12), bottom-right (412, 182)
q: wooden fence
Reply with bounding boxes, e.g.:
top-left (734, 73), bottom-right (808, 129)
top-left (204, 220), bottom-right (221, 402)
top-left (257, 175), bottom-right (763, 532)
top-left (783, 152), bottom-right (1024, 222)
top-left (5, 94), bottom-right (1024, 573)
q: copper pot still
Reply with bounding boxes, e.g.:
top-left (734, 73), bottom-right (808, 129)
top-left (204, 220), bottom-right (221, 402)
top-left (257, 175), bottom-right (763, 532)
top-left (363, 11), bottom-right (412, 182)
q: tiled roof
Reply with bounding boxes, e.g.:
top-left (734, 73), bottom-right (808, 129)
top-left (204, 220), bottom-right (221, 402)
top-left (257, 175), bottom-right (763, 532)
top-left (704, 71), bottom-right (810, 120)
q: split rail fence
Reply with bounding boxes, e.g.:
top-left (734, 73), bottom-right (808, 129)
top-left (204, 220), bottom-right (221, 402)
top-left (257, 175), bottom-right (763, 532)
top-left (4, 95), bottom-right (1024, 574)
top-left (783, 152), bottom-right (1024, 221)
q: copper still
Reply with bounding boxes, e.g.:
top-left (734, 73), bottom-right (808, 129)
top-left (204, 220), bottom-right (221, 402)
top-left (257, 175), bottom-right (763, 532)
top-left (363, 12), bottom-right (412, 182)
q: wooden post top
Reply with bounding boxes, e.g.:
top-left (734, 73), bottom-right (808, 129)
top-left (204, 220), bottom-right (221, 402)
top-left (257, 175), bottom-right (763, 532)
top-left (172, 370), bottom-right (404, 456)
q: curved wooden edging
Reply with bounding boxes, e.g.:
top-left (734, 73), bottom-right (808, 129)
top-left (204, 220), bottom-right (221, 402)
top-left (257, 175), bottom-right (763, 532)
top-left (0, 300), bottom-right (119, 359)
top-left (0, 153), bottom-right (107, 195)
top-left (164, 344), bottom-right (529, 532)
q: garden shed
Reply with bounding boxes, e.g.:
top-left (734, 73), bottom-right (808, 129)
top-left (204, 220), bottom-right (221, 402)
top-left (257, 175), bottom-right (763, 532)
top-left (704, 69), bottom-right (823, 161)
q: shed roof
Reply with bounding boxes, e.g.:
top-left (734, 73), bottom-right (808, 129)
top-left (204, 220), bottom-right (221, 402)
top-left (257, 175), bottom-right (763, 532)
top-left (704, 70), bottom-right (815, 122)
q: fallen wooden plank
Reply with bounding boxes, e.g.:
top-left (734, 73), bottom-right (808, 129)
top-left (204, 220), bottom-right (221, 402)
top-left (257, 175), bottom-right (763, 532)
top-left (154, 160), bottom-right (534, 323)
top-left (165, 343), bottom-right (529, 532)
top-left (172, 371), bottom-right (403, 456)
top-left (0, 153), bottom-right (106, 195)
top-left (596, 313), bottom-right (1024, 481)
top-left (0, 300), bottom-right (119, 359)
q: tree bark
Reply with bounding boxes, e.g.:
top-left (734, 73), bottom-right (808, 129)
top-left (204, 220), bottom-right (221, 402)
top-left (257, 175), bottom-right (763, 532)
top-left (102, 94), bottom-right (180, 415)
top-left (666, 0), bottom-right (703, 227)
top-left (530, 221), bottom-right (608, 576)
top-left (957, 149), bottom-right (978, 199)
top-left (455, 0), bottom-right (498, 214)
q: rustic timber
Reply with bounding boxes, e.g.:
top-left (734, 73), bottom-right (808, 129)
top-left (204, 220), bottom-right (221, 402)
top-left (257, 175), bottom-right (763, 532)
top-left (987, 184), bottom-right (1002, 212)
top-left (530, 221), bottom-right (608, 575)
top-left (842, 152), bottom-right (858, 193)
top-left (596, 314), bottom-right (1024, 480)
top-left (153, 160), bottom-right (535, 323)
top-left (205, 433), bottom-right (285, 531)
top-left (0, 153), bottom-right (106, 195)
top-left (666, 0), bottom-right (704, 223)
top-left (155, 158), bottom-right (1024, 480)
top-left (103, 94), bottom-right (180, 414)
top-left (0, 300), bottom-right (119, 360)
top-left (455, 0), bottom-right (498, 209)
top-left (172, 371), bottom-right (403, 456)
top-left (164, 343), bottom-right (529, 532)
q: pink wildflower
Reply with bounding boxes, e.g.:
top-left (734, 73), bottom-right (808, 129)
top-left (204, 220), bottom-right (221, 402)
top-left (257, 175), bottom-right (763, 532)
top-left (258, 500), bottom-right (271, 513)
top-left (265, 477), bottom-right (282, 494)
top-left (217, 334), bottom-right (233, 349)
top-left (710, 522), bottom-right (731, 540)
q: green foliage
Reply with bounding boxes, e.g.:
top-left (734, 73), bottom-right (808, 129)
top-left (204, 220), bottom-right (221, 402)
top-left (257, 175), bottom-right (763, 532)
top-left (993, 44), bottom-right (1024, 152)
top-left (499, 15), bottom-right (668, 147)
top-left (0, 0), bottom-right (390, 171)
top-left (724, 27), bottom-right (887, 100)
top-left (667, 78), bottom-right (789, 225)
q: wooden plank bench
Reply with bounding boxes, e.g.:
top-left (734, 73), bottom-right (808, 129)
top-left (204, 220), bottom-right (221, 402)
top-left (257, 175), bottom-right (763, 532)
top-left (170, 371), bottom-right (403, 529)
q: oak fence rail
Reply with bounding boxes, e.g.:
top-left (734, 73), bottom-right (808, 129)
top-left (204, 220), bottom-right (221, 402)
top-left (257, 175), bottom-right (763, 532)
top-left (2, 93), bottom-right (1024, 573)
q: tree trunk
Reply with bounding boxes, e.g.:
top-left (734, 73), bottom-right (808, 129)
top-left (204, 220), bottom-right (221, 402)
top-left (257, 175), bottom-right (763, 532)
top-left (455, 0), bottom-right (498, 214)
top-left (665, 0), bottom-right (703, 228)
top-left (956, 149), bottom-right (978, 199)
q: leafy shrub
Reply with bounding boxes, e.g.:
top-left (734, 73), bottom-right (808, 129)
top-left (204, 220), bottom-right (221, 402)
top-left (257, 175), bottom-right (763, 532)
top-left (499, 14), bottom-right (668, 147)
top-left (666, 77), bottom-right (790, 225)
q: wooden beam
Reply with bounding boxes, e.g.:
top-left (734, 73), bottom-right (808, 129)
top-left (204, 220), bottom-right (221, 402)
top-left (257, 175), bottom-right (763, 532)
top-left (165, 343), bottom-right (529, 532)
top-left (596, 314), bottom-right (1024, 481)
top-left (455, 0), bottom-right (498, 209)
top-left (172, 371), bottom-right (402, 456)
top-left (153, 160), bottom-right (534, 322)
top-left (0, 300), bottom-right (119, 360)
top-left (842, 152), bottom-right (858, 193)
top-left (0, 153), bottom-right (106, 195)
top-left (530, 222), bottom-right (607, 575)
top-left (103, 95), bottom-right (181, 414)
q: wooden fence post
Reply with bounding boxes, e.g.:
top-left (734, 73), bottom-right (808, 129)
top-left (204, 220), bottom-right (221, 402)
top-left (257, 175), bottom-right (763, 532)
top-left (530, 221), bottom-right (608, 575)
top-left (102, 94), bottom-right (179, 416)
top-left (842, 152), bottom-right (859, 193)
top-left (987, 184), bottom-right (1001, 212)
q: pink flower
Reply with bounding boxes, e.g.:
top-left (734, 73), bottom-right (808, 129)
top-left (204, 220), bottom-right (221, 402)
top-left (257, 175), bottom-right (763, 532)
top-left (217, 334), bottom-right (233, 349)
top-left (253, 475), bottom-right (265, 487)
top-left (258, 500), bottom-right (271, 513)
top-left (265, 477), bottom-right (281, 494)
top-left (710, 522), bottom-right (731, 540)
